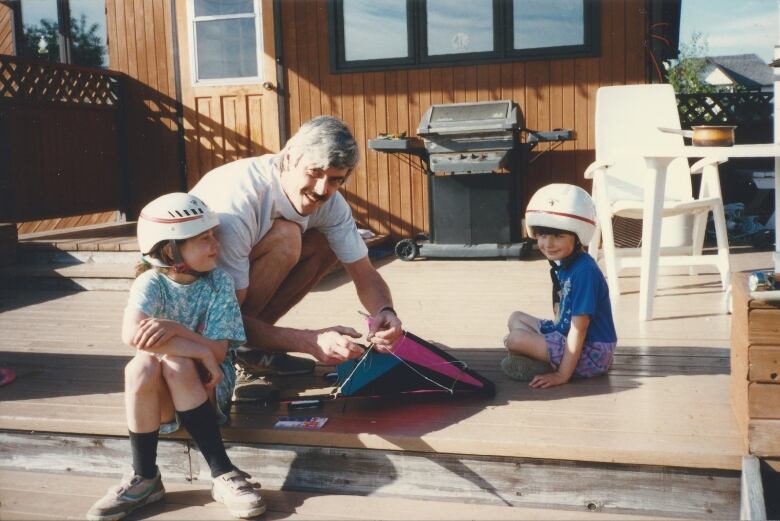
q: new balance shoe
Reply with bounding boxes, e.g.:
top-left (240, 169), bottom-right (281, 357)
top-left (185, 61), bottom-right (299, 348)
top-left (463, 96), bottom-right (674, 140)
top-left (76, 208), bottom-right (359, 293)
top-left (500, 354), bottom-right (551, 382)
top-left (86, 469), bottom-right (165, 521)
top-left (234, 348), bottom-right (315, 377)
top-left (233, 367), bottom-right (280, 402)
top-left (212, 469), bottom-right (266, 518)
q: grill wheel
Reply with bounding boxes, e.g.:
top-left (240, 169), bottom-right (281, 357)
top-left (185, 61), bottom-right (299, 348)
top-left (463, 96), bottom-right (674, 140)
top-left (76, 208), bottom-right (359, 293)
top-left (394, 239), bottom-right (419, 261)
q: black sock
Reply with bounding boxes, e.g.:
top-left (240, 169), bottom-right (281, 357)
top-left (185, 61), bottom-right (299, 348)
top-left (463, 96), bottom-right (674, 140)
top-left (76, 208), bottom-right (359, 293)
top-left (129, 430), bottom-right (159, 479)
top-left (177, 400), bottom-right (234, 478)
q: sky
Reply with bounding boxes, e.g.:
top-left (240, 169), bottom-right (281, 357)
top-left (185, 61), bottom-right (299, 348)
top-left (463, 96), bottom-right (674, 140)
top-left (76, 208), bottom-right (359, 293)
top-left (680, 0), bottom-right (778, 62)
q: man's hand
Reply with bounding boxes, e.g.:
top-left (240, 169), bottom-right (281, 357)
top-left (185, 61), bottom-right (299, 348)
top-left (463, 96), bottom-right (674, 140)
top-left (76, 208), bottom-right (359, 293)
top-left (306, 326), bottom-right (364, 364)
top-left (134, 318), bottom-right (182, 350)
top-left (367, 309), bottom-right (403, 353)
top-left (529, 371), bottom-right (569, 389)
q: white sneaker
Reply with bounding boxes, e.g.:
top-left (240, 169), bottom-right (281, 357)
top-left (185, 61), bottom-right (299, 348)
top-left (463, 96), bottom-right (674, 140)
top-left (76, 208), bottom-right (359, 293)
top-left (211, 469), bottom-right (266, 518)
top-left (86, 470), bottom-right (165, 521)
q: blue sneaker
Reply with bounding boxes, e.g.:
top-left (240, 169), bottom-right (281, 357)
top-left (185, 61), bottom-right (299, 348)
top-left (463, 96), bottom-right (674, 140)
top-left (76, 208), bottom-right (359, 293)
top-left (86, 470), bottom-right (165, 521)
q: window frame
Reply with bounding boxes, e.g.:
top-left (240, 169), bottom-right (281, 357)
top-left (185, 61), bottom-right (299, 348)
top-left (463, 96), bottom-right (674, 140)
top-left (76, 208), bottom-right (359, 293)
top-left (328, 0), bottom-right (600, 74)
top-left (186, 0), bottom-right (264, 87)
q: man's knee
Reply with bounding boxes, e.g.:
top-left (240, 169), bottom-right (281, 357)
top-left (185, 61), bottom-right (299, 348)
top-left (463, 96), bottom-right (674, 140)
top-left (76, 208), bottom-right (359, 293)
top-left (302, 229), bottom-right (337, 265)
top-left (125, 354), bottom-right (162, 394)
top-left (252, 219), bottom-right (303, 266)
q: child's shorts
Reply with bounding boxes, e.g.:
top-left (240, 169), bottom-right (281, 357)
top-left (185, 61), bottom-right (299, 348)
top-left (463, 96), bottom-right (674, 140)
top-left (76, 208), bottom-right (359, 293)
top-left (544, 331), bottom-right (615, 378)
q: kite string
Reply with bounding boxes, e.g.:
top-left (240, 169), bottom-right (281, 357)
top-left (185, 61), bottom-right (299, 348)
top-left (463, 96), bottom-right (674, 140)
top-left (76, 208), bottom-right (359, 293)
top-left (331, 343), bottom-right (375, 398)
top-left (333, 331), bottom-right (472, 397)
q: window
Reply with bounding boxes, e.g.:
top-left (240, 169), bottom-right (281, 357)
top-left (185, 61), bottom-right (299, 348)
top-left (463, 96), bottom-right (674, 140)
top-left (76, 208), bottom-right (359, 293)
top-left (513, 0), bottom-right (585, 51)
top-left (189, 0), bottom-right (263, 84)
top-left (329, 0), bottom-right (599, 73)
top-left (18, 0), bottom-right (109, 68)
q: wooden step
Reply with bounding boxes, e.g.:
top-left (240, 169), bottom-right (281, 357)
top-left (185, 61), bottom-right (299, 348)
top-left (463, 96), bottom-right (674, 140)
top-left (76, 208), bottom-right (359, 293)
top-left (0, 263), bottom-right (136, 291)
top-left (11, 223), bottom-right (390, 291)
top-left (0, 469), bottom-right (679, 520)
top-left (0, 431), bottom-right (740, 519)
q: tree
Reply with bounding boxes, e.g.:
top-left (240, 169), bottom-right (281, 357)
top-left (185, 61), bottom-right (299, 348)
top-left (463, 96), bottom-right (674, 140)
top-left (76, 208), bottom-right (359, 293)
top-left (21, 14), bottom-right (106, 68)
top-left (665, 31), bottom-right (714, 94)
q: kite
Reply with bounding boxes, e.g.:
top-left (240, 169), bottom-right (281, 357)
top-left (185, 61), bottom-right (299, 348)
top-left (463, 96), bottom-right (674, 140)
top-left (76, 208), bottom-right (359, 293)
top-left (333, 330), bottom-right (495, 399)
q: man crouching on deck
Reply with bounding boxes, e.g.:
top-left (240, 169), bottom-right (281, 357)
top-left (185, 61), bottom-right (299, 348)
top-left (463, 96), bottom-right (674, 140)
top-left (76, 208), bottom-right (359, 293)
top-left (190, 116), bottom-right (402, 396)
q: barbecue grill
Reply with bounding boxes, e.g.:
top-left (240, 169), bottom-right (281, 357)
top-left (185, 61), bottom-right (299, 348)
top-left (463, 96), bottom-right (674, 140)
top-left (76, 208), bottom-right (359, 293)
top-left (369, 99), bottom-right (573, 260)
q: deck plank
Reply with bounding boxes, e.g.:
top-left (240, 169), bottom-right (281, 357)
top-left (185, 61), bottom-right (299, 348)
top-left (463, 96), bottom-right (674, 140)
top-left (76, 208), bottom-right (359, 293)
top-left (0, 469), bottom-right (678, 520)
top-left (1, 250), bottom-right (771, 471)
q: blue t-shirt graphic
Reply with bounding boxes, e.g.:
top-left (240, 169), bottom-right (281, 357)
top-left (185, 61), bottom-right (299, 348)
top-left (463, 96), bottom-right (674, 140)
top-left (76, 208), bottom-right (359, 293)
top-left (539, 252), bottom-right (617, 343)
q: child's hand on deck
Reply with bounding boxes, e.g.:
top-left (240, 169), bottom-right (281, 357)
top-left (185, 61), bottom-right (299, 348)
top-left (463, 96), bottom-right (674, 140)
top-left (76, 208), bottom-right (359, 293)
top-left (529, 371), bottom-right (569, 389)
top-left (134, 318), bottom-right (182, 349)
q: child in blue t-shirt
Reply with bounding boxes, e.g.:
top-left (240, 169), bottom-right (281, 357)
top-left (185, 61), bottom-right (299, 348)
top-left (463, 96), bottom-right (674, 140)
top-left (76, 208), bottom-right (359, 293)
top-left (501, 184), bottom-right (617, 388)
top-left (87, 194), bottom-right (265, 521)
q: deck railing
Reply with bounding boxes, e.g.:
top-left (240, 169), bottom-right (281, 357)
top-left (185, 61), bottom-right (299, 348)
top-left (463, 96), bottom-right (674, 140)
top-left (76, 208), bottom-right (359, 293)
top-left (0, 55), bottom-right (129, 222)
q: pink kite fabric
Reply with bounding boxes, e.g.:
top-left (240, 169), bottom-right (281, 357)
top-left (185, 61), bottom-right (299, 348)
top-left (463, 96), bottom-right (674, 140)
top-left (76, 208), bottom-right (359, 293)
top-left (394, 335), bottom-right (484, 388)
top-left (0, 367), bottom-right (16, 387)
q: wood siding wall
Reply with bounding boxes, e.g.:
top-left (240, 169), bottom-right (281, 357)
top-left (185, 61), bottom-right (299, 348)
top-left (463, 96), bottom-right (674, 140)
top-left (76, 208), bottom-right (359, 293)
top-left (281, 0), bottom-right (648, 238)
top-left (104, 0), bottom-right (181, 217)
top-left (0, 3), bottom-right (14, 56)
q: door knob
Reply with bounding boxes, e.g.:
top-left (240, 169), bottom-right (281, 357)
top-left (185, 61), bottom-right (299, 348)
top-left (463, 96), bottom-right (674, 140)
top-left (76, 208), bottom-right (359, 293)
top-left (262, 81), bottom-right (275, 90)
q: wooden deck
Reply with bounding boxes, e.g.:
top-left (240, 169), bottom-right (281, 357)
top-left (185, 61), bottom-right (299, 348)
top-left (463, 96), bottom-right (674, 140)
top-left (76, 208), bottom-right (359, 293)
top-left (0, 241), bottom-right (772, 518)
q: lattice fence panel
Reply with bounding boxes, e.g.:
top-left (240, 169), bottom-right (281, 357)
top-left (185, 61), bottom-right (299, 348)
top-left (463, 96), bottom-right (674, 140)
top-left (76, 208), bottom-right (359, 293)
top-left (0, 55), bottom-right (119, 106)
top-left (676, 92), bottom-right (773, 128)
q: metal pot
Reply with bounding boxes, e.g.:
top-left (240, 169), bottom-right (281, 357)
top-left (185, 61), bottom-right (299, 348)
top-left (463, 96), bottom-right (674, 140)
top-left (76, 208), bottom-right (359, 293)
top-left (658, 125), bottom-right (736, 146)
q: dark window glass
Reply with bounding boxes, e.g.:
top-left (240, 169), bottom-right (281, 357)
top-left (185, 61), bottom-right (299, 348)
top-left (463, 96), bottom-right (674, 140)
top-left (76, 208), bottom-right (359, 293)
top-left (196, 18), bottom-right (258, 79)
top-left (426, 0), bottom-right (493, 56)
top-left (329, 0), bottom-right (598, 72)
top-left (20, 0), bottom-right (108, 68)
top-left (513, 0), bottom-right (584, 49)
top-left (20, 0), bottom-right (59, 62)
top-left (69, 0), bottom-right (109, 68)
top-left (343, 0), bottom-right (408, 61)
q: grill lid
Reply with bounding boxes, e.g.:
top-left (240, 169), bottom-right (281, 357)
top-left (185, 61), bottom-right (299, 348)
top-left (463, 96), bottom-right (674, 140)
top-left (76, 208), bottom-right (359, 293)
top-left (417, 100), bottom-right (519, 136)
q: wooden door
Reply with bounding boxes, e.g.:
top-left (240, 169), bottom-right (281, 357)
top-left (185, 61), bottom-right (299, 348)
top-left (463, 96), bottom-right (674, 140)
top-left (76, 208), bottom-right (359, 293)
top-left (175, 0), bottom-right (280, 188)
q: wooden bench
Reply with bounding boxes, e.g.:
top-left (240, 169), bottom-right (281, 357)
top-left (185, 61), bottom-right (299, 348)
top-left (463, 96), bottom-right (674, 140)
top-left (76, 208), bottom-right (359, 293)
top-left (731, 272), bottom-right (780, 458)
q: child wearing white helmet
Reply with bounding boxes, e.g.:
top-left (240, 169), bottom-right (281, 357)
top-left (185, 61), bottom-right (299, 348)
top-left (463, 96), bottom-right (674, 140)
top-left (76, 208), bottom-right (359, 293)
top-left (87, 193), bottom-right (265, 521)
top-left (501, 184), bottom-right (617, 388)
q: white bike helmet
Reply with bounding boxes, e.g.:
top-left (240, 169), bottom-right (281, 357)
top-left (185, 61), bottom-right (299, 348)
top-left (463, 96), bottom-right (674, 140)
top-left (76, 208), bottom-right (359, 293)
top-left (525, 183), bottom-right (596, 245)
top-left (137, 193), bottom-right (218, 267)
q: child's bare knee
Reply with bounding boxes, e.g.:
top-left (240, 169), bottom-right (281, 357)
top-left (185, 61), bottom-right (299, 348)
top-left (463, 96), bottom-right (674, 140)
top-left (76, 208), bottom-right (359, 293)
top-left (508, 310), bottom-right (532, 329)
top-left (124, 355), bottom-right (162, 392)
top-left (160, 356), bottom-right (199, 385)
top-left (505, 330), bottom-right (533, 352)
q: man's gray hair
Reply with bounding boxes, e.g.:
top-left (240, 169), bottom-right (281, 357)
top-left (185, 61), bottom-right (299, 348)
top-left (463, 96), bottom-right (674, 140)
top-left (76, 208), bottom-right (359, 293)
top-left (283, 115), bottom-right (360, 173)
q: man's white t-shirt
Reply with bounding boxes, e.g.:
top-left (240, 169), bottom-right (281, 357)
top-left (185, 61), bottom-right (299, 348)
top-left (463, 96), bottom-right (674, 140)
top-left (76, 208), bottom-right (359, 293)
top-left (190, 154), bottom-right (368, 290)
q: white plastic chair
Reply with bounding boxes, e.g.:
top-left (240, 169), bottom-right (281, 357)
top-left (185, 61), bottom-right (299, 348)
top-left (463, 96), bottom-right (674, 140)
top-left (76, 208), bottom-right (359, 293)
top-left (585, 84), bottom-right (730, 302)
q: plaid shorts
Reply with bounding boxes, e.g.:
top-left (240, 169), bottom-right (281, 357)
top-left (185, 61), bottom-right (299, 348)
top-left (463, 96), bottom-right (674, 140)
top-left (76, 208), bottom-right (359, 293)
top-left (544, 331), bottom-right (615, 378)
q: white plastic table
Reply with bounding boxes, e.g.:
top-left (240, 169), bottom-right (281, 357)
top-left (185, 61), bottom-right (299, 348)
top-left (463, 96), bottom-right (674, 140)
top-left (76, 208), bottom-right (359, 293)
top-left (638, 143), bottom-right (780, 321)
